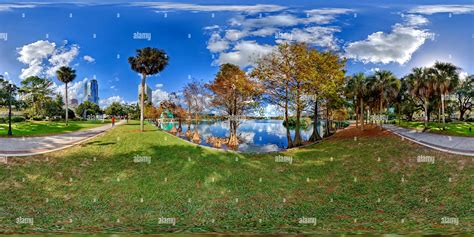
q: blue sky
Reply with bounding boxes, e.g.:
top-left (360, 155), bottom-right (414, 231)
top-left (0, 1), bottom-right (473, 111)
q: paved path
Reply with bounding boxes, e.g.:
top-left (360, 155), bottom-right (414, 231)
top-left (0, 120), bottom-right (125, 157)
top-left (383, 124), bottom-right (474, 156)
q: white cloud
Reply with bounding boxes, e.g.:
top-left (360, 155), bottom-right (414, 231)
top-left (152, 88), bottom-right (169, 106)
top-left (305, 8), bottom-right (353, 15)
top-left (409, 4), bottom-right (474, 15)
top-left (155, 83), bottom-right (163, 88)
top-left (215, 40), bottom-right (274, 68)
top-left (17, 40), bottom-right (56, 79)
top-left (17, 40), bottom-right (79, 79)
top-left (263, 104), bottom-right (283, 117)
top-left (344, 24), bottom-right (434, 64)
top-left (233, 14), bottom-right (300, 29)
top-left (132, 2), bottom-right (286, 13)
top-left (46, 44), bottom-right (79, 77)
top-left (203, 25), bottom-right (220, 31)
top-left (225, 29), bottom-right (247, 41)
top-left (83, 55), bottom-right (95, 63)
top-left (402, 14), bottom-right (429, 26)
top-left (99, 96), bottom-right (124, 108)
top-left (0, 3), bottom-right (36, 12)
top-left (250, 27), bottom-right (279, 37)
top-left (275, 26), bottom-right (341, 50)
top-left (54, 78), bottom-right (87, 102)
top-left (207, 32), bottom-right (230, 53)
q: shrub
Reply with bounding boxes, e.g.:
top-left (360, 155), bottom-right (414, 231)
top-left (32, 116), bottom-right (45, 121)
top-left (12, 116), bottom-right (26, 122)
top-left (282, 117), bottom-right (311, 128)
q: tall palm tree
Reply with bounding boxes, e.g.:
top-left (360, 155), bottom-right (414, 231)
top-left (350, 73), bottom-right (368, 130)
top-left (371, 70), bottom-right (400, 129)
top-left (407, 67), bottom-right (435, 129)
top-left (432, 62), bottom-right (459, 129)
top-left (128, 47), bottom-right (169, 132)
top-left (56, 66), bottom-right (76, 126)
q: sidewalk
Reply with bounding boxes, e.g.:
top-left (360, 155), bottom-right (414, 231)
top-left (0, 120), bottom-right (125, 157)
top-left (383, 124), bottom-right (474, 156)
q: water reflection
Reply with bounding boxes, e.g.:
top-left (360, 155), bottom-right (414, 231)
top-left (159, 119), bottom-right (326, 153)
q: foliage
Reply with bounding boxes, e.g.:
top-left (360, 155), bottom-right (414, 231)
top-left (76, 101), bottom-right (101, 117)
top-left (19, 76), bottom-right (54, 117)
top-left (455, 74), bottom-right (473, 120)
top-left (105, 102), bottom-right (127, 116)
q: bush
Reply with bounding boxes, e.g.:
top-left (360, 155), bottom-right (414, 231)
top-left (32, 116), bottom-right (45, 121)
top-left (12, 116), bottom-right (26, 122)
top-left (0, 117), bottom-right (6, 123)
top-left (282, 117), bottom-right (311, 128)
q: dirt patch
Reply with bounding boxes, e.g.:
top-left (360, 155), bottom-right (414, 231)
top-left (329, 124), bottom-right (394, 140)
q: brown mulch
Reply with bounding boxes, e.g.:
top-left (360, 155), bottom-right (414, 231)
top-left (329, 124), bottom-right (394, 140)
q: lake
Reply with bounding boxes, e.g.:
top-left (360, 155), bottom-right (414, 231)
top-left (159, 119), bottom-right (326, 153)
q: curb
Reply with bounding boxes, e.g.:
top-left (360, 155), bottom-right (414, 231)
top-left (383, 126), bottom-right (474, 157)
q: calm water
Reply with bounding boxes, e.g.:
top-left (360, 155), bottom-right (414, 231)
top-left (159, 119), bottom-right (326, 153)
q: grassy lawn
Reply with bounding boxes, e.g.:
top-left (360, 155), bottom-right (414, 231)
top-left (0, 120), bottom-right (111, 137)
top-left (0, 121), bottom-right (471, 235)
top-left (395, 120), bottom-right (474, 137)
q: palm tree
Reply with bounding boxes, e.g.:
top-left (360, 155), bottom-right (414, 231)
top-left (432, 62), bottom-right (459, 129)
top-left (56, 66), bottom-right (76, 126)
top-left (371, 70), bottom-right (400, 129)
top-left (349, 73), bottom-right (368, 130)
top-left (128, 47), bottom-right (169, 132)
top-left (19, 76), bottom-right (54, 117)
top-left (407, 67), bottom-right (435, 129)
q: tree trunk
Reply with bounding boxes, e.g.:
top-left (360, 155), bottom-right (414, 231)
top-left (460, 109), bottom-right (465, 121)
top-left (360, 98), bottom-right (364, 131)
top-left (284, 86), bottom-right (293, 148)
top-left (294, 109), bottom-right (302, 146)
top-left (424, 100), bottom-right (429, 129)
top-left (379, 97), bottom-right (383, 130)
top-left (140, 75), bottom-right (146, 132)
top-left (325, 101), bottom-right (330, 136)
top-left (441, 93), bottom-right (445, 129)
top-left (7, 87), bottom-right (12, 136)
top-left (309, 100), bottom-right (322, 141)
top-left (65, 83), bottom-right (69, 126)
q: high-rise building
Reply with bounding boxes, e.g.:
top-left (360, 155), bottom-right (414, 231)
top-left (138, 83), bottom-right (153, 104)
top-left (84, 79), bottom-right (99, 104)
top-left (70, 98), bottom-right (79, 108)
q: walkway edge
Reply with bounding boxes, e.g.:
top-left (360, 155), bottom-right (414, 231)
top-left (1, 121), bottom-right (124, 157)
top-left (384, 126), bottom-right (474, 157)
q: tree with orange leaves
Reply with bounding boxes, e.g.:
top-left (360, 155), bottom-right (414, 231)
top-left (206, 63), bottom-right (262, 148)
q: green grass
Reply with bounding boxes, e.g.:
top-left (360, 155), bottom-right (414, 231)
top-left (394, 120), bottom-right (474, 137)
top-left (0, 121), bottom-right (472, 235)
top-left (0, 120), bottom-right (111, 137)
